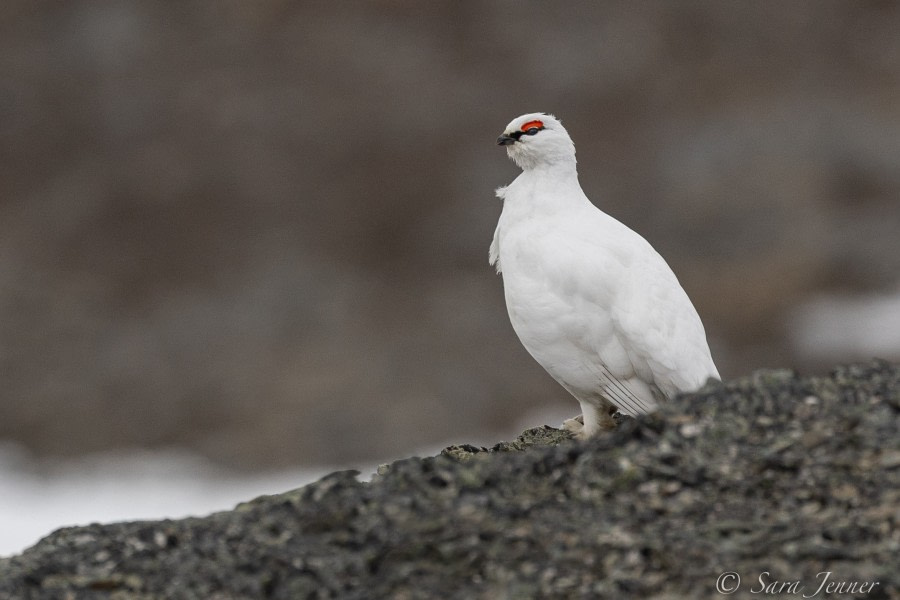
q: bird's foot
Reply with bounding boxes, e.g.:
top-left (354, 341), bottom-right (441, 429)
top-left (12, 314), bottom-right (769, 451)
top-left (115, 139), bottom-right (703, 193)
top-left (562, 414), bottom-right (587, 439)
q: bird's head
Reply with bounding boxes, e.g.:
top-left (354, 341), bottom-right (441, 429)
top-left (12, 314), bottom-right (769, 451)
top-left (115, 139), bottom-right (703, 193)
top-left (497, 112), bottom-right (576, 171)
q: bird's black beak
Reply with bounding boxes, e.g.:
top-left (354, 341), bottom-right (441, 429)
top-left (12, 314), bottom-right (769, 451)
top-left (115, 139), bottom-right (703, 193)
top-left (497, 134), bottom-right (516, 146)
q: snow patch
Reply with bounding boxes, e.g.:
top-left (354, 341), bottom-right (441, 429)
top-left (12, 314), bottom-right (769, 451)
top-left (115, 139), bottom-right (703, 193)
top-left (0, 446), bottom-right (349, 557)
top-left (788, 289), bottom-right (900, 361)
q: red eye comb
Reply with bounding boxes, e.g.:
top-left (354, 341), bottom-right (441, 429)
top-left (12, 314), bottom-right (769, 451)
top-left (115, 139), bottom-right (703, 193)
top-left (520, 120), bottom-right (544, 131)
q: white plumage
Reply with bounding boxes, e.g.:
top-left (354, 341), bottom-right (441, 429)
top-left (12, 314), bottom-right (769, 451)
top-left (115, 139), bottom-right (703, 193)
top-left (492, 113), bottom-right (719, 437)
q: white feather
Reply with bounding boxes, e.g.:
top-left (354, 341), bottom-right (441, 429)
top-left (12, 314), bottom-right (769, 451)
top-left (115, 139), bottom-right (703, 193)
top-left (492, 113), bottom-right (719, 434)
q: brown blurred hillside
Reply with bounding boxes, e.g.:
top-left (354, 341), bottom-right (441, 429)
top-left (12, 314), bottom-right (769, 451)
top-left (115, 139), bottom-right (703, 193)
top-left (1, 1), bottom-right (899, 468)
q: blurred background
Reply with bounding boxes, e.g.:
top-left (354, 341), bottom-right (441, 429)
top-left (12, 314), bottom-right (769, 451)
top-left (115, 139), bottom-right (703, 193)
top-left (1, 1), bottom-right (899, 547)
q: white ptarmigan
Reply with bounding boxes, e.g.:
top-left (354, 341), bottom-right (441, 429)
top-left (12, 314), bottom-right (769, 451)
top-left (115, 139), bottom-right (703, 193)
top-left (491, 112), bottom-right (720, 438)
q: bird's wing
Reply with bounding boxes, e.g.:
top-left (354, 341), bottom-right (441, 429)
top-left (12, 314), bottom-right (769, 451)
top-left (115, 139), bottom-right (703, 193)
top-left (556, 209), bottom-right (717, 408)
top-left (596, 363), bottom-right (661, 416)
top-left (608, 240), bottom-right (719, 399)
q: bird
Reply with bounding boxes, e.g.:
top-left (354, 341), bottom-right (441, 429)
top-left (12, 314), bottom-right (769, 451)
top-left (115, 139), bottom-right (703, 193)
top-left (491, 112), bottom-right (720, 438)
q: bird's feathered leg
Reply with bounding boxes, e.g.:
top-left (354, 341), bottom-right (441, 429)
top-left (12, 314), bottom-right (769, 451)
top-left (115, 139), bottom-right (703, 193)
top-left (561, 414), bottom-right (584, 437)
top-left (563, 399), bottom-right (617, 439)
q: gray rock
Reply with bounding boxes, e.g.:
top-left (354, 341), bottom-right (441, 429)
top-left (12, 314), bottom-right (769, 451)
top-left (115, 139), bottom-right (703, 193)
top-left (1, 360), bottom-right (897, 599)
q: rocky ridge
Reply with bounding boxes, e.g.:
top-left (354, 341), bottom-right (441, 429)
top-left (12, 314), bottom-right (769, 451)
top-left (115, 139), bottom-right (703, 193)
top-left (1, 361), bottom-right (897, 599)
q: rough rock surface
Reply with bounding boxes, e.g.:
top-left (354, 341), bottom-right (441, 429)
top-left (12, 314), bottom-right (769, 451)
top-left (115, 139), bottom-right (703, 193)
top-left (1, 361), bottom-right (898, 599)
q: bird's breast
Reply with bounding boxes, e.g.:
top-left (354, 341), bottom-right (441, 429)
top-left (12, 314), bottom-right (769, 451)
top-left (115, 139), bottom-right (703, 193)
top-left (498, 224), bottom-right (621, 359)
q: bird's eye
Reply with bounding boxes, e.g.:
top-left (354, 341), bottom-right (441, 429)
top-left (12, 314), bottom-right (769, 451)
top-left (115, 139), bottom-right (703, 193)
top-left (520, 119), bottom-right (544, 133)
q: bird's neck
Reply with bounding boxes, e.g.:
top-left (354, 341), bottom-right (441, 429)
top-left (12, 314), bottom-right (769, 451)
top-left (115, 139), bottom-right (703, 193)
top-left (519, 162), bottom-right (583, 196)
top-left (502, 164), bottom-right (587, 217)
top-left (524, 160), bottom-right (579, 179)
